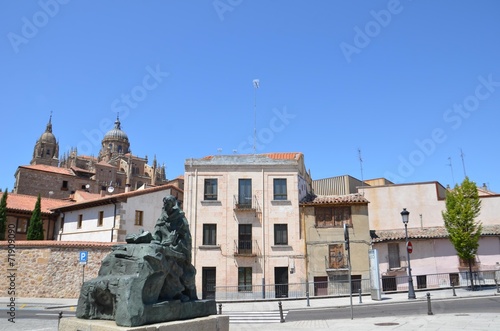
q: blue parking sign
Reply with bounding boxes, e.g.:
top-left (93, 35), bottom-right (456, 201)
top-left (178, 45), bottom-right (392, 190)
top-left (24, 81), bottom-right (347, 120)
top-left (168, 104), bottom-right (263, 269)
top-left (79, 251), bottom-right (88, 264)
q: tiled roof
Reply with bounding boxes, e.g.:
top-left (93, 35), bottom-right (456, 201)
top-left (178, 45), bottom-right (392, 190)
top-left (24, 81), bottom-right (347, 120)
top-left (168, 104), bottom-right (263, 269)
top-left (70, 166), bottom-right (95, 174)
top-left (301, 193), bottom-right (369, 205)
top-left (201, 152), bottom-right (303, 161)
top-left (18, 164), bottom-right (75, 176)
top-left (6, 193), bottom-right (74, 214)
top-left (96, 161), bottom-right (116, 168)
top-left (54, 184), bottom-right (183, 211)
top-left (371, 225), bottom-right (500, 242)
top-left (0, 241), bottom-right (121, 248)
top-left (263, 152), bottom-right (303, 160)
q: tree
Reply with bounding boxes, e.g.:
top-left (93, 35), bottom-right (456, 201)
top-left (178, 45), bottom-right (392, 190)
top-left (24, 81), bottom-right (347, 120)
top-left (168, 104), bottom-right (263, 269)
top-left (27, 194), bottom-right (44, 240)
top-left (442, 177), bottom-right (482, 290)
top-left (0, 189), bottom-right (7, 240)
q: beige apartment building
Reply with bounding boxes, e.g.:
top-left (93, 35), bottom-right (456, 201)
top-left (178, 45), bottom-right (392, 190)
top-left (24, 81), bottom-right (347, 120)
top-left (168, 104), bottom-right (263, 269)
top-left (184, 153), bottom-right (312, 300)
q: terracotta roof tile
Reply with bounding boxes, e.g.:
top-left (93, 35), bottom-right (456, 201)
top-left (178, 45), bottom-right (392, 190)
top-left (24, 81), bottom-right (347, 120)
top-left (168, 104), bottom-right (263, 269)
top-left (54, 184), bottom-right (183, 211)
top-left (6, 193), bottom-right (75, 214)
top-left (264, 152), bottom-right (303, 160)
top-left (302, 193), bottom-right (369, 205)
top-left (0, 241), bottom-right (121, 248)
top-left (371, 225), bottom-right (500, 242)
top-left (19, 164), bottom-right (75, 176)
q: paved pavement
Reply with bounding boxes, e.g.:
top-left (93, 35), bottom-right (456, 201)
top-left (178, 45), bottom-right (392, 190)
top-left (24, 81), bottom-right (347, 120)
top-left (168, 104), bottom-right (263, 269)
top-left (1, 286), bottom-right (499, 330)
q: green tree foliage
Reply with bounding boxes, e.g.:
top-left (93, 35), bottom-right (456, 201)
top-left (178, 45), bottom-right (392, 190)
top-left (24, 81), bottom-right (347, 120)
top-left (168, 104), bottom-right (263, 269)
top-left (27, 194), bottom-right (44, 240)
top-left (442, 177), bottom-right (482, 288)
top-left (0, 189), bottom-right (8, 240)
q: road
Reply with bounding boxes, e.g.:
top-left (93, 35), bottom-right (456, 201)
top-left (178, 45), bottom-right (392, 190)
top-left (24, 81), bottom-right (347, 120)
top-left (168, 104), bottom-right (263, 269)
top-left (286, 296), bottom-right (500, 321)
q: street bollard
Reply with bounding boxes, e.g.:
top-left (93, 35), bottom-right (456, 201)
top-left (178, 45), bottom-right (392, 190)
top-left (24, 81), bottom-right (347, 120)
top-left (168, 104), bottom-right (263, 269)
top-left (306, 282), bottom-right (310, 307)
top-left (358, 288), bottom-right (362, 303)
top-left (58, 311), bottom-right (63, 327)
top-left (427, 293), bottom-right (433, 315)
top-left (278, 301), bottom-right (285, 323)
top-left (451, 281), bottom-right (457, 296)
top-left (218, 303), bottom-right (222, 315)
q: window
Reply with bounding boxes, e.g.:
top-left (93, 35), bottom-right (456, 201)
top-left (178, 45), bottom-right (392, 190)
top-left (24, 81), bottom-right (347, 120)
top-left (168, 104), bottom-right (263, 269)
top-left (135, 210), bottom-right (143, 226)
top-left (16, 219), bottom-right (29, 234)
top-left (238, 267), bottom-right (252, 292)
top-left (77, 214), bottom-right (83, 229)
top-left (62, 180), bottom-right (68, 190)
top-left (388, 243), bottom-right (401, 269)
top-left (273, 178), bottom-right (287, 200)
top-left (328, 244), bottom-right (346, 269)
top-left (417, 275), bottom-right (427, 289)
top-left (97, 211), bottom-right (104, 227)
top-left (315, 206), bottom-right (351, 228)
top-left (203, 224), bottom-right (217, 245)
top-left (274, 224), bottom-right (288, 245)
top-left (238, 179), bottom-right (252, 207)
top-left (204, 179), bottom-right (218, 200)
top-left (238, 224), bottom-right (252, 254)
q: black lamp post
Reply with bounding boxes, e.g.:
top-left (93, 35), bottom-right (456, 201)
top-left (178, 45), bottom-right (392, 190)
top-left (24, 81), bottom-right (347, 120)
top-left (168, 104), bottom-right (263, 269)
top-left (401, 208), bottom-right (416, 299)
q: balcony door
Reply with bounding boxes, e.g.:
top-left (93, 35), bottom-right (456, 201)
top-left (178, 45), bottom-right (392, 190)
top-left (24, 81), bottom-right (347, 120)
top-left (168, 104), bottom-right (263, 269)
top-left (238, 179), bottom-right (252, 207)
top-left (238, 224), bottom-right (252, 254)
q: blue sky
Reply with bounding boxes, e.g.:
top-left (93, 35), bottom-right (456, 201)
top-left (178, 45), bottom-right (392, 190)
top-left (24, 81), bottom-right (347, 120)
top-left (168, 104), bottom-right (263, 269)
top-left (1, 0), bottom-right (500, 193)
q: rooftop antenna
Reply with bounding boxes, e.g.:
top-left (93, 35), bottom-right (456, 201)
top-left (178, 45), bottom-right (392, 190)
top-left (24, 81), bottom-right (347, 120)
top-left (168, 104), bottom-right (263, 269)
top-left (358, 148), bottom-right (365, 195)
top-left (460, 148), bottom-right (467, 178)
top-left (252, 79), bottom-right (260, 154)
top-left (447, 157), bottom-right (455, 186)
top-left (217, 148), bottom-right (222, 154)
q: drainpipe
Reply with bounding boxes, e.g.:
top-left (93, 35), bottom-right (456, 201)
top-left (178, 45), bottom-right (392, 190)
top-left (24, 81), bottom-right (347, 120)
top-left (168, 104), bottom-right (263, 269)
top-left (262, 168), bottom-right (266, 298)
top-left (57, 211), bottom-right (65, 241)
top-left (192, 168), bottom-right (198, 268)
top-left (111, 200), bottom-right (117, 242)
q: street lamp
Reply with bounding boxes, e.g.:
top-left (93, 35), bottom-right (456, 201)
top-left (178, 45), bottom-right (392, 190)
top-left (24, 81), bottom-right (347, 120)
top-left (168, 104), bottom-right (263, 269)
top-left (401, 208), bottom-right (416, 299)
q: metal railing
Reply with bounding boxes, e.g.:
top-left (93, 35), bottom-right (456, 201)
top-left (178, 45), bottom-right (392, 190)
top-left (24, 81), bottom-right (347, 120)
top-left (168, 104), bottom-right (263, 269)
top-left (214, 279), bottom-right (371, 301)
top-left (234, 239), bottom-right (260, 256)
top-left (213, 270), bottom-right (499, 302)
top-left (382, 270), bottom-right (499, 292)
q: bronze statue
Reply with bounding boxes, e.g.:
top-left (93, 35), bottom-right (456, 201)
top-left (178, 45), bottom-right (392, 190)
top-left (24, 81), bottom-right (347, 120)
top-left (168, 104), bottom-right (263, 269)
top-left (76, 195), bottom-right (213, 327)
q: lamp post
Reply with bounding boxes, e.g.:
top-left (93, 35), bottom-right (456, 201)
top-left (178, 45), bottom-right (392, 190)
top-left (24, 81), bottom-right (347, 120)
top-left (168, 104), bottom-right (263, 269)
top-left (401, 208), bottom-right (416, 299)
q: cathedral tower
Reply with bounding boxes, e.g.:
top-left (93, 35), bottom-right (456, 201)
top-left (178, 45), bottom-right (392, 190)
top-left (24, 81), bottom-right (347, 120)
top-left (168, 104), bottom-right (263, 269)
top-left (98, 116), bottom-right (130, 162)
top-left (31, 114), bottom-right (59, 167)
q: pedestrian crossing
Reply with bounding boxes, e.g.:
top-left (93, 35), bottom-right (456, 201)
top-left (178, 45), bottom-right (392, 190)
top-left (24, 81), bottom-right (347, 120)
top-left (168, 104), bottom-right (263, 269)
top-left (224, 310), bottom-right (288, 324)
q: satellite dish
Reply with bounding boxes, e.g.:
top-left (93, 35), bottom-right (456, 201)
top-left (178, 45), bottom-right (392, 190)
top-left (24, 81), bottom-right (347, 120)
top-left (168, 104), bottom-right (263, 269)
top-left (107, 186), bottom-right (115, 193)
top-left (85, 184), bottom-right (90, 189)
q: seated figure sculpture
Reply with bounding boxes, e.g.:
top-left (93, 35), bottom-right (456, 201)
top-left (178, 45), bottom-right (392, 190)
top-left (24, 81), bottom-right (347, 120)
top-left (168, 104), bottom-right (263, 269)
top-left (76, 195), bottom-right (213, 327)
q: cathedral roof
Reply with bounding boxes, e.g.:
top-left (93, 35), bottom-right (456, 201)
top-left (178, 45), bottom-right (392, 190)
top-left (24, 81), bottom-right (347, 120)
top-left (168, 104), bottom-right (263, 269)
top-left (103, 117), bottom-right (129, 142)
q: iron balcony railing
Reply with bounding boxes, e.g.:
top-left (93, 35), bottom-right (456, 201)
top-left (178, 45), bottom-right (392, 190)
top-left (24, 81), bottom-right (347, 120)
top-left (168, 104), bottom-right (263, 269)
top-left (234, 239), bottom-right (260, 256)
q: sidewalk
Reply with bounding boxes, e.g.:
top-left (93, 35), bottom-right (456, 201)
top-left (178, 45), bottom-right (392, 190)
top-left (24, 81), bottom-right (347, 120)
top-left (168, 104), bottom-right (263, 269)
top-left (2, 286), bottom-right (499, 330)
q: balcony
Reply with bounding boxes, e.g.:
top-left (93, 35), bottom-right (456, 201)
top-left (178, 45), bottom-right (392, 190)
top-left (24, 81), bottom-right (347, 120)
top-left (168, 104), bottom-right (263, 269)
top-left (234, 240), bottom-right (260, 257)
top-left (233, 195), bottom-right (260, 214)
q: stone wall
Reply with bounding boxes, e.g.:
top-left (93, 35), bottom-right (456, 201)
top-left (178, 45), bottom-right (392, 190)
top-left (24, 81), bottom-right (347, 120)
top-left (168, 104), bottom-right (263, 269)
top-left (0, 241), bottom-right (115, 298)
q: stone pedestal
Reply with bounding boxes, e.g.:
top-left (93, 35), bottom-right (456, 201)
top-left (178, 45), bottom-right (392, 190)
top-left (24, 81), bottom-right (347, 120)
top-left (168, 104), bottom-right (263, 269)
top-left (59, 315), bottom-right (229, 331)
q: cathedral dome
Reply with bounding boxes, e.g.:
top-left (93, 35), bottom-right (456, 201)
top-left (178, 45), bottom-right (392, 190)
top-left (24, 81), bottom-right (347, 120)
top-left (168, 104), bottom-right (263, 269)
top-left (39, 130), bottom-right (56, 144)
top-left (104, 118), bottom-right (129, 142)
top-left (38, 117), bottom-right (57, 144)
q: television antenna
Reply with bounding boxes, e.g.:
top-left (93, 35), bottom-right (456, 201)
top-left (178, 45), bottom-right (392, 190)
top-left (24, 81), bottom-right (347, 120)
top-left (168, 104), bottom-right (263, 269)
top-left (447, 157), bottom-right (455, 186)
top-left (358, 148), bottom-right (365, 195)
top-left (460, 148), bottom-right (467, 178)
top-left (252, 79), bottom-right (260, 154)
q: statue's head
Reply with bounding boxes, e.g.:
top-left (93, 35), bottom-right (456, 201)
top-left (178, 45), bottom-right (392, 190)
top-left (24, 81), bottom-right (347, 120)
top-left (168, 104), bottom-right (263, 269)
top-left (163, 195), bottom-right (177, 211)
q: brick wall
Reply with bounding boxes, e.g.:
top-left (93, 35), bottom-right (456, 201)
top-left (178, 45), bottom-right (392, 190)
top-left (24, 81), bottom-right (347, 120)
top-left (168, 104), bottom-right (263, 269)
top-left (1, 241), bottom-right (115, 298)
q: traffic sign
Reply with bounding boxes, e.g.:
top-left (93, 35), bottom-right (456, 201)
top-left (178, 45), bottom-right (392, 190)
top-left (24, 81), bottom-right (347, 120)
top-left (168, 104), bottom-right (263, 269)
top-left (407, 241), bottom-right (413, 254)
top-left (79, 251), bottom-right (88, 264)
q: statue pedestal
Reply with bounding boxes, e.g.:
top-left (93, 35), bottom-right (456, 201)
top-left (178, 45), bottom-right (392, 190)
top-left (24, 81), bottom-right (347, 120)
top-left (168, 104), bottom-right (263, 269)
top-left (59, 314), bottom-right (229, 331)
